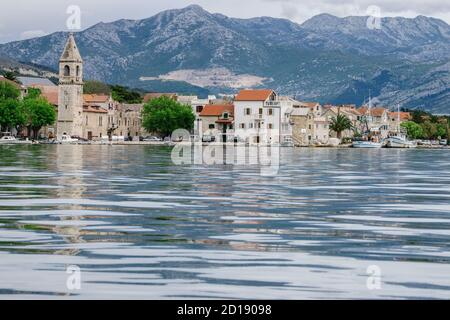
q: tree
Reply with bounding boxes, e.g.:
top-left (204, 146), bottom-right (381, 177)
top-left (111, 85), bottom-right (142, 103)
top-left (22, 97), bottom-right (56, 139)
top-left (0, 81), bottom-right (21, 100)
top-left (25, 87), bottom-right (42, 100)
top-left (0, 81), bottom-right (23, 132)
top-left (436, 123), bottom-right (447, 139)
top-left (421, 121), bottom-right (438, 139)
top-left (329, 112), bottom-right (353, 139)
top-left (142, 96), bottom-right (195, 138)
top-left (84, 80), bottom-right (111, 95)
top-left (0, 99), bottom-right (24, 132)
top-left (401, 121), bottom-right (424, 139)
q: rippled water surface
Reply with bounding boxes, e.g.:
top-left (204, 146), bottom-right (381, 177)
top-left (1, 145), bottom-right (450, 299)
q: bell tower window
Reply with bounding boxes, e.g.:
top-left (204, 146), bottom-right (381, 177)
top-left (64, 65), bottom-right (70, 76)
top-left (76, 66), bottom-right (80, 77)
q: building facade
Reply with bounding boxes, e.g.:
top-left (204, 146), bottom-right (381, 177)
top-left (57, 33), bottom-right (84, 140)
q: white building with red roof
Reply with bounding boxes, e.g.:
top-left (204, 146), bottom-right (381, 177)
top-left (234, 89), bottom-right (294, 144)
top-left (198, 104), bottom-right (234, 142)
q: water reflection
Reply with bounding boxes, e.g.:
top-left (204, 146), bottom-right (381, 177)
top-left (1, 146), bottom-right (450, 299)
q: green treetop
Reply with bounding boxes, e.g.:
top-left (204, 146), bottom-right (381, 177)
top-left (142, 96), bottom-right (195, 138)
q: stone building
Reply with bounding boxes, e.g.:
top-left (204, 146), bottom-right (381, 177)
top-left (51, 34), bottom-right (145, 141)
top-left (291, 107), bottom-right (315, 146)
top-left (57, 33), bottom-right (84, 141)
top-left (198, 104), bottom-right (234, 142)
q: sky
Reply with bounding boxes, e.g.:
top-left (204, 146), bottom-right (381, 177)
top-left (1, 0), bottom-right (449, 43)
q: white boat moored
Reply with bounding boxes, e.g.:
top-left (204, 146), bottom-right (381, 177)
top-left (386, 135), bottom-right (416, 148)
top-left (0, 134), bottom-right (33, 145)
top-left (352, 141), bottom-right (383, 148)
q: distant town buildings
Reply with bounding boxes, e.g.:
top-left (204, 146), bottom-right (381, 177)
top-left (2, 34), bottom-right (414, 144)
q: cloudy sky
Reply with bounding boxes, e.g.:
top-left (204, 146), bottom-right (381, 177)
top-left (1, 0), bottom-right (449, 43)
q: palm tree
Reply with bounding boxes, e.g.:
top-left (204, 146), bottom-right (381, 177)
top-left (329, 112), bottom-right (353, 139)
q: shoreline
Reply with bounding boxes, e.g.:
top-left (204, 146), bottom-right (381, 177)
top-left (1, 141), bottom-right (449, 149)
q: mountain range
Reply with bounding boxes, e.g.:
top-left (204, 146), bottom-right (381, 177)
top-left (0, 5), bottom-right (449, 113)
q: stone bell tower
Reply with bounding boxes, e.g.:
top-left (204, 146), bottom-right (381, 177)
top-left (57, 33), bottom-right (84, 140)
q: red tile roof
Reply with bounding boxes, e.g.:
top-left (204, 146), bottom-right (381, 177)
top-left (358, 107), bottom-right (388, 117)
top-left (389, 112), bottom-right (411, 121)
top-left (83, 105), bottom-right (108, 113)
top-left (235, 89), bottom-right (274, 101)
top-left (83, 94), bottom-right (110, 103)
top-left (31, 85), bottom-right (59, 105)
top-left (200, 104), bottom-right (234, 117)
top-left (41, 91), bottom-right (59, 106)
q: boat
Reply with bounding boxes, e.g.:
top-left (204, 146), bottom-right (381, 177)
top-left (386, 134), bottom-right (416, 148)
top-left (352, 140), bottom-right (383, 148)
top-left (0, 133), bottom-right (33, 145)
top-left (352, 94), bottom-right (383, 149)
top-left (58, 134), bottom-right (80, 144)
top-left (385, 104), bottom-right (416, 148)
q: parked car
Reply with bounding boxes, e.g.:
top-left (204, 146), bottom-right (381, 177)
top-left (440, 139), bottom-right (448, 146)
top-left (202, 135), bottom-right (216, 143)
top-left (112, 136), bottom-right (125, 142)
top-left (417, 140), bottom-right (432, 146)
top-left (143, 136), bottom-right (162, 142)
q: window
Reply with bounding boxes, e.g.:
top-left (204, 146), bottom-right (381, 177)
top-left (196, 106), bottom-right (203, 113)
top-left (249, 123), bottom-right (254, 129)
top-left (268, 123), bottom-right (273, 129)
top-left (240, 123), bottom-right (245, 129)
top-left (209, 124), bottom-right (215, 129)
top-left (245, 108), bottom-right (251, 115)
top-left (85, 116), bottom-right (88, 125)
top-left (99, 116), bottom-right (103, 127)
top-left (268, 109), bottom-right (273, 116)
top-left (76, 66), bottom-right (80, 77)
top-left (309, 125), bottom-right (312, 130)
top-left (259, 108), bottom-right (263, 115)
top-left (64, 65), bottom-right (70, 76)
top-left (223, 112), bottom-right (229, 119)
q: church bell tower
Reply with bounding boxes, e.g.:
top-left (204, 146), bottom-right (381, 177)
top-left (57, 33), bottom-right (84, 140)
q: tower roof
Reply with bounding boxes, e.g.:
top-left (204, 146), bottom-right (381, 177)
top-left (60, 33), bottom-right (82, 63)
